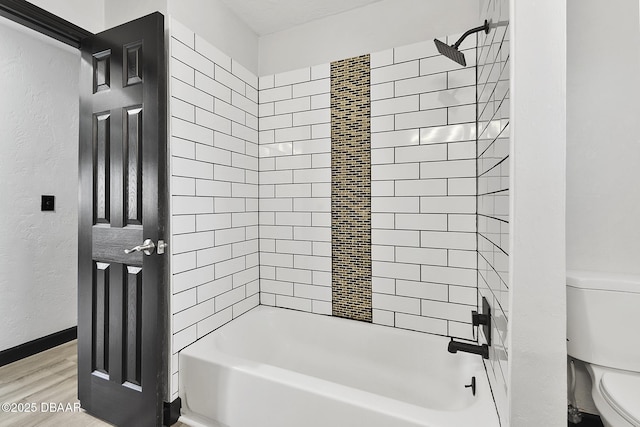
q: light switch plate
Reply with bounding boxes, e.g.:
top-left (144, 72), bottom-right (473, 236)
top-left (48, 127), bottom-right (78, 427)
top-left (41, 195), bottom-right (55, 211)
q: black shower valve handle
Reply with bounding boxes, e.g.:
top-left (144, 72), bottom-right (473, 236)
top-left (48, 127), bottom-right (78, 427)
top-left (471, 297), bottom-right (492, 346)
top-left (472, 311), bottom-right (490, 327)
top-left (471, 310), bottom-right (489, 339)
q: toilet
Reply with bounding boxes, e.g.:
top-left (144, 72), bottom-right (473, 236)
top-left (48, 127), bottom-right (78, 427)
top-left (566, 270), bottom-right (640, 427)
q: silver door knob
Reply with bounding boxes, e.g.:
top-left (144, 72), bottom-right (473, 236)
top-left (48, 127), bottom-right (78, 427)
top-left (124, 239), bottom-right (155, 255)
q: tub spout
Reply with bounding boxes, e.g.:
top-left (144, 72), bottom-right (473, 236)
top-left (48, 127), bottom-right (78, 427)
top-left (448, 339), bottom-right (489, 359)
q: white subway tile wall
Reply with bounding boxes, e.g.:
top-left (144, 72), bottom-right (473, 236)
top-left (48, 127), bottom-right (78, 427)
top-left (477, 0), bottom-right (510, 424)
top-left (169, 18), bottom-right (259, 400)
top-left (370, 37), bottom-right (477, 339)
top-left (169, 14), bottom-right (509, 412)
top-left (258, 65), bottom-right (332, 315)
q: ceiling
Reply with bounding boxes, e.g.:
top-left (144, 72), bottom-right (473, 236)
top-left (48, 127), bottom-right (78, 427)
top-left (218, 0), bottom-right (385, 36)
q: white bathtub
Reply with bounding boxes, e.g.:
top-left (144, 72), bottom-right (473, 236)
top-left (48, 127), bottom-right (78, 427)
top-left (179, 306), bottom-right (499, 427)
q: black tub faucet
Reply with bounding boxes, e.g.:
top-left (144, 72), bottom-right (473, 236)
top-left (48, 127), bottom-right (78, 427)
top-left (448, 339), bottom-right (489, 359)
top-left (447, 297), bottom-right (492, 359)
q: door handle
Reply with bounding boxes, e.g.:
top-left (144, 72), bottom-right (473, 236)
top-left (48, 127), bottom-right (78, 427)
top-left (123, 239), bottom-right (168, 256)
top-left (124, 239), bottom-right (156, 256)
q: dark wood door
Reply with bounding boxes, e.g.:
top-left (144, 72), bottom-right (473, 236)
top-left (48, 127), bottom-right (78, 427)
top-left (78, 12), bottom-right (167, 427)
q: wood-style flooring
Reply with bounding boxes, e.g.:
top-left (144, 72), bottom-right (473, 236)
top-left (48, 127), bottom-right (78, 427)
top-left (0, 340), bottom-right (185, 427)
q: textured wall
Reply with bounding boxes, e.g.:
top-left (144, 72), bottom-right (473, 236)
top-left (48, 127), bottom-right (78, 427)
top-left (0, 18), bottom-right (79, 351)
top-left (169, 18), bottom-right (259, 400)
top-left (476, 0), bottom-right (510, 423)
top-left (26, 0), bottom-right (105, 33)
top-left (566, 0), bottom-right (640, 276)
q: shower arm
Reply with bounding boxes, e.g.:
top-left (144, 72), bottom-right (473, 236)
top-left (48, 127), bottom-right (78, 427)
top-left (452, 20), bottom-right (490, 49)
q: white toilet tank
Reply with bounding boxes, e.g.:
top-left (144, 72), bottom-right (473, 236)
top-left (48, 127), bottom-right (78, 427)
top-left (566, 270), bottom-right (640, 372)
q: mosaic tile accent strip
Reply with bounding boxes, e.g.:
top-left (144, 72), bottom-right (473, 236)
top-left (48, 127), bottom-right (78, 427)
top-left (331, 54), bottom-right (372, 322)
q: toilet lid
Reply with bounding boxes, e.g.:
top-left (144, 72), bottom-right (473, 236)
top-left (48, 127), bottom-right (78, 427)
top-left (600, 371), bottom-right (640, 426)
